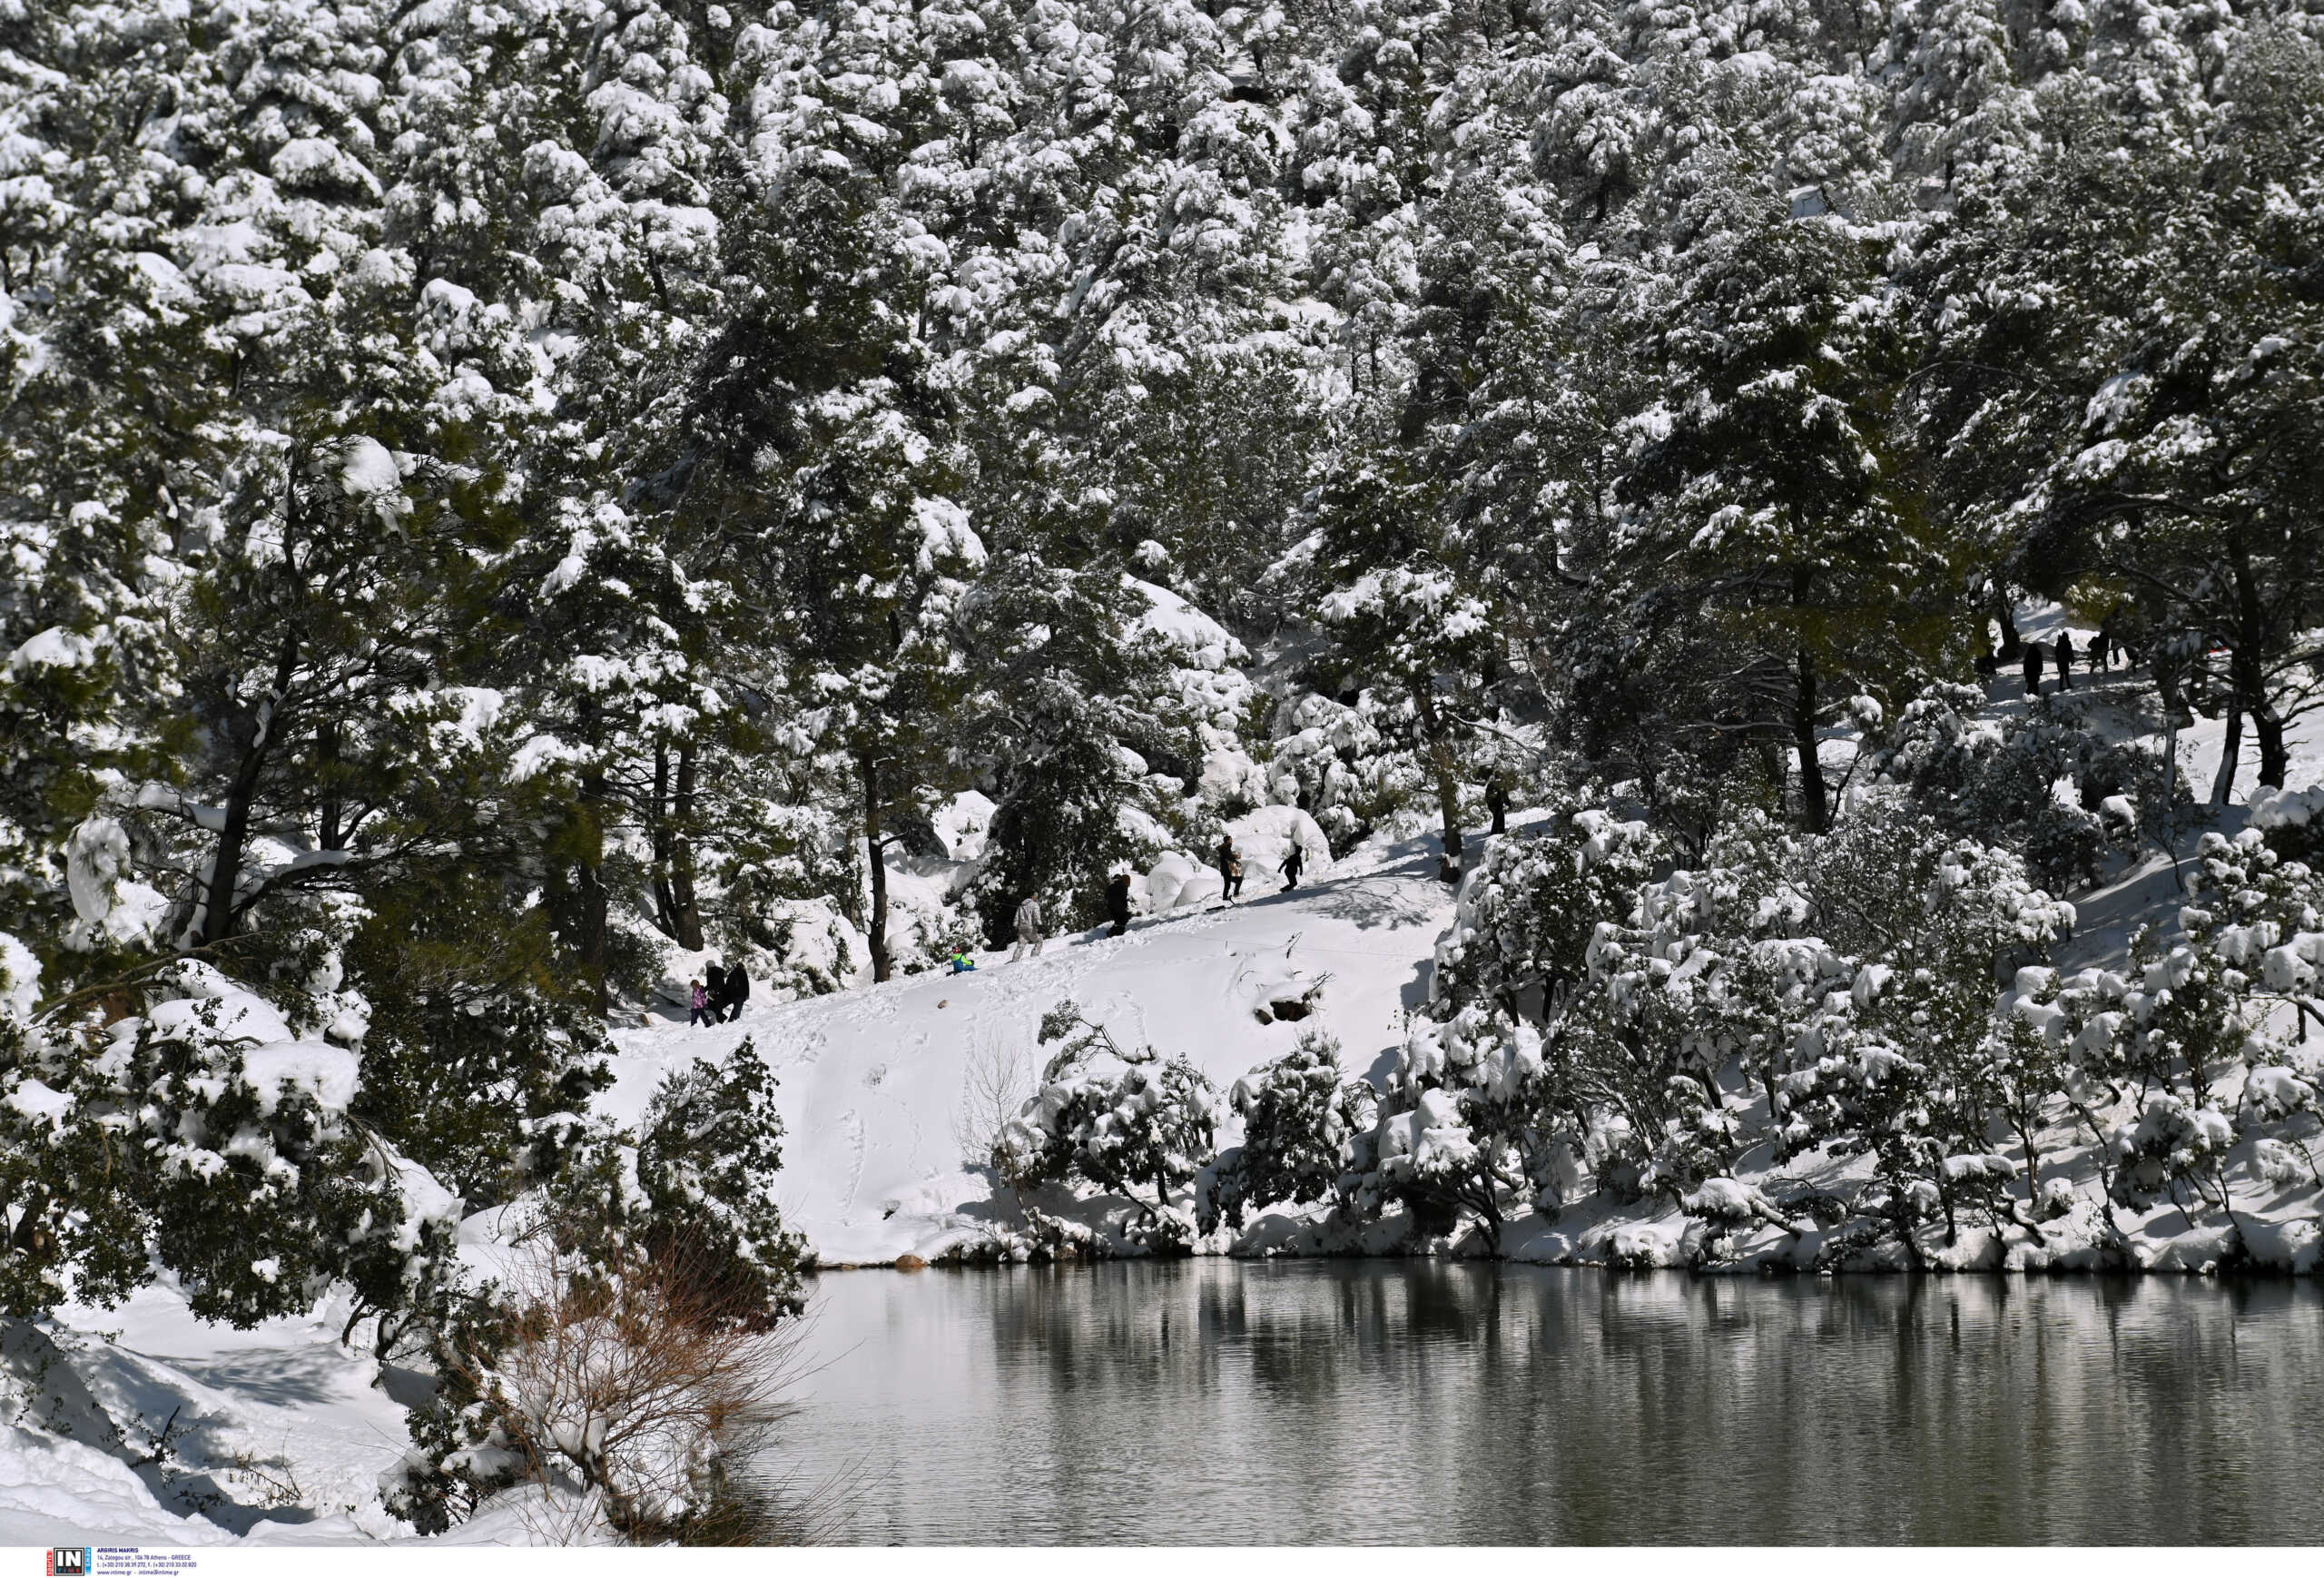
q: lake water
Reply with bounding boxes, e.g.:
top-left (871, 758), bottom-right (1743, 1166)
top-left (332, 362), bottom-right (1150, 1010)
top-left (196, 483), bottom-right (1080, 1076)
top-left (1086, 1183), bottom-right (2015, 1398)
top-left (757, 1261), bottom-right (2324, 1544)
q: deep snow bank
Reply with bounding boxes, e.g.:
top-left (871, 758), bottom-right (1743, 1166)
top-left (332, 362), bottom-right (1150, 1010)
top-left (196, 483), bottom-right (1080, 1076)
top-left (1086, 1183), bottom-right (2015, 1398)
top-left (0, 1285), bottom-right (422, 1546)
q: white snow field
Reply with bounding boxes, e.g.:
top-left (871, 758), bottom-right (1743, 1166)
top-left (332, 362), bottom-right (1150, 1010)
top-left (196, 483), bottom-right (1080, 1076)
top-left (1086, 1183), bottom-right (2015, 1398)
top-left (0, 1282), bottom-right (510, 1546)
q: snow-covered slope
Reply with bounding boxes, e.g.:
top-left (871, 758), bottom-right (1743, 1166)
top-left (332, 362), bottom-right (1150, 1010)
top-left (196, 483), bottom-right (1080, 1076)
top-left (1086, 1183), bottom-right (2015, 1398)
top-left (0, 1285), bottom-right (421, 1546)
top-left (11, 607), bottom-right (2322, 1547)
top-left (596, 607), bottom-right (2324, 1275)
top-left (604, 831), bottom-right (1466, 1264)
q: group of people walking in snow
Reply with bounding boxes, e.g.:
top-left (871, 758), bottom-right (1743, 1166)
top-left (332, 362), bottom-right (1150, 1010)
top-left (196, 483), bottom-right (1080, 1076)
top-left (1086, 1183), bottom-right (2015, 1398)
top-left (686, 961), bottom-right (751, 1026)
top-left (2013, 621), bottom-right (2136, 698)
top-left (1214, 833), bottom-right (1300, 899)
top-left (963, 835), bottom-right (1309, 973)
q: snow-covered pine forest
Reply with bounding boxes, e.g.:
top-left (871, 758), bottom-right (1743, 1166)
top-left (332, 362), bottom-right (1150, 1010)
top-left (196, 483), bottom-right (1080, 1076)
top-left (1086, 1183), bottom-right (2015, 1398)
top-left (5, 0), bottom-right (2324, 1545)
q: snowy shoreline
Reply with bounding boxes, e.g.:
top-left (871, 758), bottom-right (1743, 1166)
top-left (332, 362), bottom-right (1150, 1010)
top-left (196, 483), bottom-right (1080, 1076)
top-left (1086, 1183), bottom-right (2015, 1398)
top-left (7, 637), bottom-right (2320, 1553)
top-left (621, 822), bottom-right (2324, 1282)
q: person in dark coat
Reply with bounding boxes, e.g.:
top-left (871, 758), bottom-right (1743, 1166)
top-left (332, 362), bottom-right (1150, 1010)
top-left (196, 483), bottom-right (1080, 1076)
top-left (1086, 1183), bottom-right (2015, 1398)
top-left (2054, 634), bottom-right (2075, 691)
top-left (704, 961), bottom-right (726, 1017)
top-left (2022, 640), bottom-right (2044, 697)
top-left (1105, 873), bottom-right (1132, 937)
top-left (1280, 842), bottom-right (1305, 891)
top-left (1216, 834), bottom-right (1244, 900)
top-left (2090, 626), bottom-right (2112, 674)
top-left (719, 962), bottom-right (750, 1022)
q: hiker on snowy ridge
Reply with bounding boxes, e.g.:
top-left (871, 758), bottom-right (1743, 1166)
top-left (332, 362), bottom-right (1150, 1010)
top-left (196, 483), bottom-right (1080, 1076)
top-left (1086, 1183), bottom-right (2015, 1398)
top-left (1280, 843), bottom-right (1304, 891)
top-left (688, 978), bottom-right (713, 1027)
top-left (720, 962), bottom-right (751, 1022)
top-left (1216, 833), bottom-right (1244, 900)
top-left (1106, 873), bottom-right (1132, 937)
top-left (1012, 894), bottom-right (1044, 960)
top-left (2022, 640), bottom-right (2043, 697)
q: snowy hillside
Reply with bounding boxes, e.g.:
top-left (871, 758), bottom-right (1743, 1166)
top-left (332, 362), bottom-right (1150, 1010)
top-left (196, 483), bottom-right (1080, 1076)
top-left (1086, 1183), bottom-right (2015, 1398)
top-left (7, 645), bottom-right (2324, 1548)
top-left (609, 629), bottom-right (2324, 1277)
top-left (604, 828), bottom-right (1462, 1265)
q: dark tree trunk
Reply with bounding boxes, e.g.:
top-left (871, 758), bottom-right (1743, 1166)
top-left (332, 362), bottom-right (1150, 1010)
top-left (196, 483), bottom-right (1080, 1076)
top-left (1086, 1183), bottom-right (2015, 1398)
top-left (317, 720), bottom-right (344, 852)
top-left (2225, 648), bottom-right (2290, 791)
top-left (2250, 699), bottom-right (2290, 790)
top-left (650, 740), bottom-right (677, 938)
top-left (200, 633), bottom-right (300, 946)
top-left (2211, 699), bottom-right (2244, 806)
top-left (575, 702), bottom-right (610, 1018)
top-left (575, 838), bottom-right (609, 1018)
top-left (201, 733), bottom-right (266, 946)
top-left (1411, 679), bottom-right (1464, 881)
top-left (2228, 547), bottom-right (2290, 788)
top-left (1794, 646), bottom-right (1827, 833)
top-left (862, 757), bottom-right (892, 982)
top-left (670, 742), bottom-right (704, 951)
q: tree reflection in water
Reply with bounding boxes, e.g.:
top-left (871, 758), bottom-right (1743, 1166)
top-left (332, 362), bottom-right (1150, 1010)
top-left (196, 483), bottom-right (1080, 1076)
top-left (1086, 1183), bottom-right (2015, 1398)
top-left (755, 1262), bottom-right (2324, 1544)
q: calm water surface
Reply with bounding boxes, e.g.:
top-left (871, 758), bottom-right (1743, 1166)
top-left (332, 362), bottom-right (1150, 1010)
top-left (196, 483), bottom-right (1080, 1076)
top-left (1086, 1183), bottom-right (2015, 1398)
top-left (759, 1262), bottom-right (2324, 1543)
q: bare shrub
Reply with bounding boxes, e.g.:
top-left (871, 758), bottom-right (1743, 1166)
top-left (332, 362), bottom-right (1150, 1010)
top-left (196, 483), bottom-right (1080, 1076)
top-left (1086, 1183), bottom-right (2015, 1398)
top-left (433, 1228), bottom-right (813, 1544)
top-left (221, 1443), bottom-right (305, 1510)
top-left (952, 1030), bottom-right (1032, 1176)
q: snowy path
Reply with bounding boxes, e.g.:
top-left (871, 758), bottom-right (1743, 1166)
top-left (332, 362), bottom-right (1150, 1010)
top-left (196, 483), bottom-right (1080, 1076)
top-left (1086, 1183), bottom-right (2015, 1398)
top-left (605, 833), bottom-right (1465, 1264)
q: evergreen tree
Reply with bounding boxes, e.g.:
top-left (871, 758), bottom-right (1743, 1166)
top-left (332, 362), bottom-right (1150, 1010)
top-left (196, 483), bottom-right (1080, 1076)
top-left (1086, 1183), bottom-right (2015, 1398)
top-left (1298, 458), bottom-right (1501, 878)
top-left (957, 552), bottom-right (1183, 938)
top-left (1609, 208), bottom-right (1965, 832)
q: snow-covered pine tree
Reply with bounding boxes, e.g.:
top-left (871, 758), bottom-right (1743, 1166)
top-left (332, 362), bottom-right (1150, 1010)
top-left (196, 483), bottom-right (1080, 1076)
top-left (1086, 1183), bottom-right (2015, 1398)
top-left (1000, 1001), bottom-right (1219, 1248)
top-left (956, 551), bottom-right (1184, 939)
top-left (676, 144), bottom-right (979, 981)
top-left (1295, 457), bottom-right (1501, 878)
top-left (1608, 206), bottom-right (1965, 833)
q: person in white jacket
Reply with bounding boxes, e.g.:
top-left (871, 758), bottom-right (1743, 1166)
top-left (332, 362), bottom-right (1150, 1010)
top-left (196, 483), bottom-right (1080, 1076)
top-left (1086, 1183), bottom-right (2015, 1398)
top-left (1011, 895), bottom-right (1044, 960)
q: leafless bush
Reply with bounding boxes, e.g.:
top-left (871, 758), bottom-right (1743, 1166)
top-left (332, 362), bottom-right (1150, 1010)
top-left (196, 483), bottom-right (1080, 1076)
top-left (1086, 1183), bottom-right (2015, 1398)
top-left (222, 1443), bottom-right (305, 1509)
top-left (952, 1031), bottom-right (1033, 1175)
top-left (450, 1230), bottom-right (816, 1545)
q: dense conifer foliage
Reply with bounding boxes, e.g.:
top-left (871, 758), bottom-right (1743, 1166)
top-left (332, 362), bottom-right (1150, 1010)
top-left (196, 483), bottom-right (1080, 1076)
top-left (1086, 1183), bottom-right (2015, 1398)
top-left (3, 0), bottom-right (2321, 1466)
